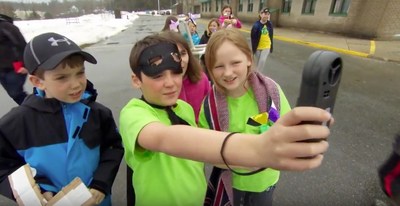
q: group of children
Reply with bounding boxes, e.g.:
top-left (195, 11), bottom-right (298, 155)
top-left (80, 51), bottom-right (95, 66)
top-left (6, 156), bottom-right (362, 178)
top-left (0, 12), bottom-right (334, 206)
top-left (162, 5), bottom-right (273, 74)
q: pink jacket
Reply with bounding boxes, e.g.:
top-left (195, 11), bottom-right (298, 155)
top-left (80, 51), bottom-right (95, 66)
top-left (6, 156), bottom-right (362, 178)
top-left (179, 72), bottom-right (211, 123)
top-left (218, 15), bottom-right (242, 29)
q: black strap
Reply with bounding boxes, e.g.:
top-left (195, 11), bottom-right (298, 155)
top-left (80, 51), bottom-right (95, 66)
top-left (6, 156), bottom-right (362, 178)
top-left (140, 96), bottom-right (189, 126)
top-left (221, 132), bottom-right (266, 176)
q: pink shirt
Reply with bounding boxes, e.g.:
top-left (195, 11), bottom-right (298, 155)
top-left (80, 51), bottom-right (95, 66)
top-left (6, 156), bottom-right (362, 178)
top-left (218, 15), bottom-right (242, 29)
top-left (179, 72), bottom-right (211, 122)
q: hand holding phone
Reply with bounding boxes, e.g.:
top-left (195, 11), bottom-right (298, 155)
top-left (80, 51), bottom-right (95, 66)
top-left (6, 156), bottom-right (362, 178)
top-left (296, 50), bottom-right (343, 142)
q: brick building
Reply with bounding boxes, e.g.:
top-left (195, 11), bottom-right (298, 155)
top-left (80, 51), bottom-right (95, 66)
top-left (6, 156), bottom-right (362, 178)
top-left (198, 0), bottom-right (400, 40)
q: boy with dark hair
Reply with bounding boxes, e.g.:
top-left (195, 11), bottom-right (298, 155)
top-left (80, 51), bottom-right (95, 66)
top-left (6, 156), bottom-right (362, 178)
top-left (0, 32), bottom-right (124, 206)
top-left (120, 33), bottom-right (333, 205)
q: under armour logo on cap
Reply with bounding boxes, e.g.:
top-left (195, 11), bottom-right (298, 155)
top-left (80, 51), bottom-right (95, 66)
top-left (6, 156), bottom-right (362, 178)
top-left (24, 32), bottom-right (97, 74)
top-left (48, 37), bottom-right (72, 46)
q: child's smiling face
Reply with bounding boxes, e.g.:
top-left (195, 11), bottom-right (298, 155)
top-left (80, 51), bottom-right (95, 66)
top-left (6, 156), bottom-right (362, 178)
top-left (211, 40), bottom-right (251, 98)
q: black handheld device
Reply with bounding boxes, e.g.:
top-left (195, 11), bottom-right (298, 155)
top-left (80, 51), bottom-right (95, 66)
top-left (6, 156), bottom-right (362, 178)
top-left (296, 50), bottom-right (343, 142)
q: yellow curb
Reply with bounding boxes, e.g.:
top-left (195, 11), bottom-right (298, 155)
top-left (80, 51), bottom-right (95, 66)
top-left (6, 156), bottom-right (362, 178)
top-left (240, 28), bottom-right (369, 58)
top-left (369, 40), bottom-right (376, 55)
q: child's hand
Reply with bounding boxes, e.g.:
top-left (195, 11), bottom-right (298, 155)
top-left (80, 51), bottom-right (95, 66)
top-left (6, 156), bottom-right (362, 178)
top-left (42, 191), bottom-right (53, 201)
top-left (223, 19), bottom-right (231, 24)
top-left (89, 188), bottom-right (105, 205)
top-left (17, 67), bottom-right (28, 74)
top-left (261, 107), bottom-right (332, 171)
top-left (231, 19), bottom-right (238, 25)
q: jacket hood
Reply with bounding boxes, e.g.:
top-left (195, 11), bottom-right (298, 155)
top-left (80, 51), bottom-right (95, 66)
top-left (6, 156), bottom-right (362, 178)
top-left (0, 14), bottom-right (13, 23)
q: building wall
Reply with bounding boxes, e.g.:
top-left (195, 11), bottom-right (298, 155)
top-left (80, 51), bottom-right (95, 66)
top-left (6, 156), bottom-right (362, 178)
top-left (278, 0), bottom-right (357, 36)
top-left (272, 0), bottom-right (400, 39)
top-left (199, 0), bottom-right (400, 40)
top-left (375, 0), bottom-right (400, 40)
top-left (346, 0), bottom-right (384, 38)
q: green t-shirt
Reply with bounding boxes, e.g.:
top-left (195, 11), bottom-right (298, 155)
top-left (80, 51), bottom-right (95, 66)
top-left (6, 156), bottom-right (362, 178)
top-left (199, 87), bottom-right (291, 192)
top-left (119, 99), bottom-right (207, 206)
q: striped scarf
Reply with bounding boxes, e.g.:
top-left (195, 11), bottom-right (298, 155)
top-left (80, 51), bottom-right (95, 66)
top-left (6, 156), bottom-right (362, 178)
top-left (203, 71), bottom-right (280, 206)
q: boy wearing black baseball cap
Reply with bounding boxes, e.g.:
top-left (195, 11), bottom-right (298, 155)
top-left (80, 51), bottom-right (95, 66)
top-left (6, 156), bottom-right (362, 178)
top-left (0, 32), bottom-right (123, 206)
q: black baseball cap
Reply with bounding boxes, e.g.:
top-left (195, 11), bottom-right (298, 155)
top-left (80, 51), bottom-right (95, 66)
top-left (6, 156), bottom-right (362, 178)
top-left (24, 32), bottom-right (97, 74)
top-left (261, 8), bottom-right (270, 13)
top-left (136, 42), bottom-right (182, 77)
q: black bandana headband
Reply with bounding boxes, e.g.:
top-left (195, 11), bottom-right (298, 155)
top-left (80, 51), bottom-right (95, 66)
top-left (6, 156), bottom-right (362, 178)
top-left (138, 42), bottom-right (182, 77)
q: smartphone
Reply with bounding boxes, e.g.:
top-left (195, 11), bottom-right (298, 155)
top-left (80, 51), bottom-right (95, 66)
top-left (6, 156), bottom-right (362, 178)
top-left (296, 50), bottom-right (343, 142)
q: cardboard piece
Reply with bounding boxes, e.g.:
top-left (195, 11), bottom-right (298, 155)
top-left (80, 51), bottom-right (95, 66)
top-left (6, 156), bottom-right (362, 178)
top-left (8, 164), bottom-right (47, 206)
top-left (47, 177), bottom-right (94, 206)
top-left (8, 164), bottom-right (93, 206)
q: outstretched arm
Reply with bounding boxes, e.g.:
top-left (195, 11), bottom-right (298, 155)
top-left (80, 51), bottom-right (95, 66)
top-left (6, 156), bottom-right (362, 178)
top-left (138, 107), bottom-right (332, 171)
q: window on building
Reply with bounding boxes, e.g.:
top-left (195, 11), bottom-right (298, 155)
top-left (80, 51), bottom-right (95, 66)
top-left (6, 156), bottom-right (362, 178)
top-left (208, 2), bottom-right (212, 11)
top-left (227, 0), bottom-right (230, 5)
top-left (238, 0), bottom-right (243, 12)
top-left (302, 0), bottom-right (317, 14)
top-left (259, 0), bottom-right (265, 12)
top-left (216, 0), bottom-right (219, 12)
top-left (247, 0), bottom-right (253, 12)
top-left (282, 0), bottom-right (292, 13)
top-left (330, 0), bottom-right (351, 15)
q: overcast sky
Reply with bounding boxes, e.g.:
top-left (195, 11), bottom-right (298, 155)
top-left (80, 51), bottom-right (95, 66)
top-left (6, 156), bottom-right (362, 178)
top-left (1, 0), bottom-right (50, 3)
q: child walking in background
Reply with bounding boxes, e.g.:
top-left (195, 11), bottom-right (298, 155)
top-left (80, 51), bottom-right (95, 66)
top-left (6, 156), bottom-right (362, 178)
top-left (219, 5), bottom-right (242, 29)
top-left (251, 8), bottom-right (274, 74)
top-left (185, 18), bottom-right (201, 45)
top-left (119, 32), bottom-right (333, 205)
top-left (200, 28), bottom-right (289, 206)
top-left (160, 31), bottom-right (211, 122)
top-left (200, 18), bottom-right (220, 44)
top-left (0, 32), bottom-right (124, 206)
top-left (161, 15), bottom-right (180, 32)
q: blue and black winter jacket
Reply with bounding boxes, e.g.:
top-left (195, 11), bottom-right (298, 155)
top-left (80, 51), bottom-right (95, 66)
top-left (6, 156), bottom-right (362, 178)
top-left (0, 80), bottom-right (123, 205)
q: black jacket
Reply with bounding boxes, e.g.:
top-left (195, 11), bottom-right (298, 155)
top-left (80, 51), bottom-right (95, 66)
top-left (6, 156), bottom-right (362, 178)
top-left (200, 30), bottom-right (211, 44)
top-left (0, 81), bottom-right (124, 201)
top-left (0, 17), bottom-right (26, 71)
top-left (250, 20), bottom-right (274, 54)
